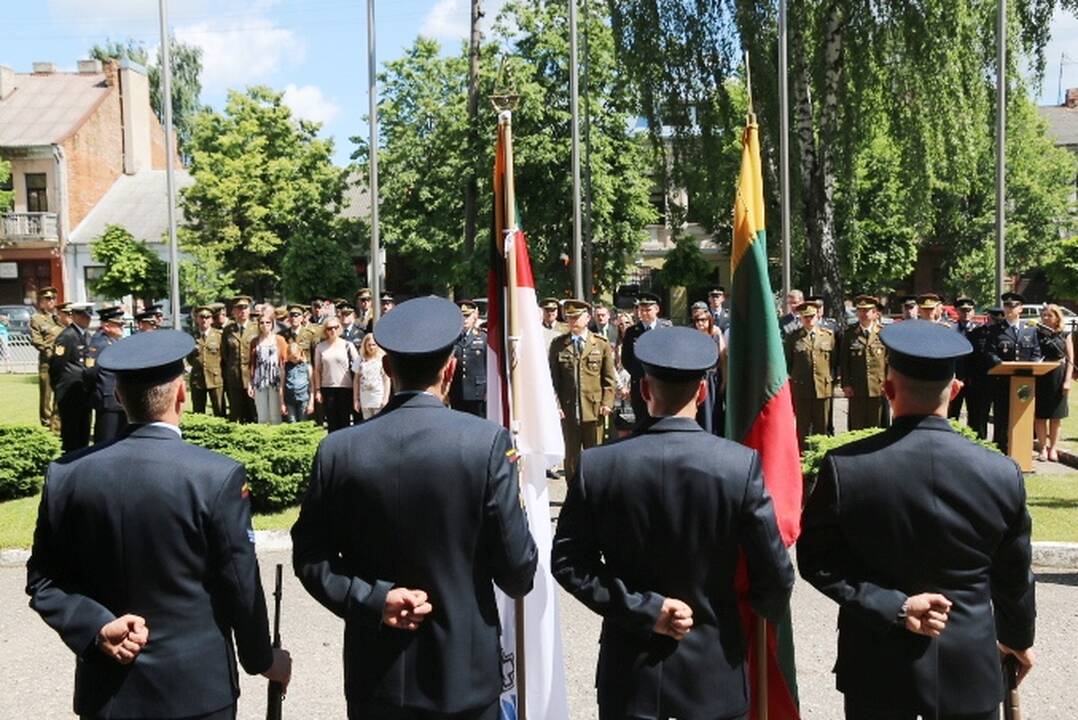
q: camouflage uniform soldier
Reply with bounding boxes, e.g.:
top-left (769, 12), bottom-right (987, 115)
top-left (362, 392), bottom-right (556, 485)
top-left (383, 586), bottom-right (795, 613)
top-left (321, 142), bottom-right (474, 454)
top-left (188, 306), bottom-right (227, 417)
top-left (30, 287), bottom-right (63, 430)
top-left (785, 303), bottom-right (838, 446)
top-left (841, 295), bottom-right (888, 430)
top-left (221, 295), bottom-right (258, 423)
top-left (549, 300), bottom-right (618, 479)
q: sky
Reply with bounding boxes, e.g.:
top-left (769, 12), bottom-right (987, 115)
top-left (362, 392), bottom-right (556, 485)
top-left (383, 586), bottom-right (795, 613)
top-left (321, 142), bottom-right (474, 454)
top-left (2, 0), bottom-right (1076, 167)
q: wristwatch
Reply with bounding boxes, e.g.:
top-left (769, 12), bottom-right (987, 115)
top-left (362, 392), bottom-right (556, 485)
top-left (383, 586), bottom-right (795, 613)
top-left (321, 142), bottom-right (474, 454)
top-left (896, 598), bottom-right (910, 623)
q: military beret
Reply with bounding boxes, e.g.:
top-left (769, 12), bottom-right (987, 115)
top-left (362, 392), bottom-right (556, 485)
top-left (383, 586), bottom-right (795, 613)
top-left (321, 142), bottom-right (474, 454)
top-left (955, 297), bottom-right (975, 310)
top-left (98, 305), bottom-right (125, 323)
top-left (562, 299), bottom-right (591, 318)
top-left (355, 288), bottom-right (372, 301)
top-left (880, 319), bottom-right (972, 382)
top-left (98, 329), bottom-right (195, 384)
top-left (917, 293), bottom-right (943, 309)
top-left (637, 292), bottom-right (661, 306)
top-left (230, 295), bottom-right (252, 308)
top-left (374, 296), bottom-right (462, 357)
top-left (194, 306), bottom-right (214, 318)
top-left (539, 297), bottom-right (560, 311)
top-left (38, 286), bottom-right (58, 300)
top-left (799, 304), bottom-right (819, 317)
top-left (634, 326), bottom-right (717, 381)
top-left (1001, 292), bottom-right (1025, 305)
top-left (854, 295), bottom-right (880, 310)
top-left (69, 303), bottom-right (94, 316)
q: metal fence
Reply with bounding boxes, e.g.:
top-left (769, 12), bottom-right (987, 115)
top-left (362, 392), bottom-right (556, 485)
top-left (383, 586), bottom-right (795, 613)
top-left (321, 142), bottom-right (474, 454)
top-left (1, 333), bottom-right (40, 374)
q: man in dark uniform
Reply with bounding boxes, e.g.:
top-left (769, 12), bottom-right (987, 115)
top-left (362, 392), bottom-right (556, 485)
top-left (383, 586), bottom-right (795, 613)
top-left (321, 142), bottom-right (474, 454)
top-left (449, 299), bottom-right (488, 418)
top-left (221, 295), bottom-right (258, 423)
top-left (799, 320), bottom-right (1035, 720)
top-left (553, 325), bottom-right (795, 720)
top-left (786, 303), bottom-right (838, 446)
top-left (947, 297), bottom-right (979, 423)
top-left (355, 288), bottom-right (374, 332)
top-left (338, 301), bottom-right (365, 349)
top-left (707, 286), bottom-right (730, 332)
top-left (841, 295), bottom-right (888, 430)
top-left (88, 306), bottom-right (127, 443)
top-left (966, 307), bottom-right (1005, 439)
top-left (135, 309), bottom-right (159, 333)
top-left (50, 303), bottom-right (95, 453)
top-left (292, 296), bottom-right (537, 720)
top-left (380, 292), bottom-right (396, 316)
top-left (30, 286), bottom-right (63, 431)
top-left (619, 292), bottom-right (673, 429)
top-left (28, 330), bottom-right (291, 720)
top-left (188, 306), bottom-right (227, 417)
top-left (900, 295), bottom-right (918, 320)
top-left (549, 299), bottom-right (617, 479)
top-left (987, 292), bottom-right (1042, 453)
top-left (779, 289), bottom-right (804, 338)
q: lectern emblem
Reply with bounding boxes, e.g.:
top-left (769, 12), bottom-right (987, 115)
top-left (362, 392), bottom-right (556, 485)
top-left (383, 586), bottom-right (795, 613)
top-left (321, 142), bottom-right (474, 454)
top-left (1017, 384), bottom-right (1032, 403)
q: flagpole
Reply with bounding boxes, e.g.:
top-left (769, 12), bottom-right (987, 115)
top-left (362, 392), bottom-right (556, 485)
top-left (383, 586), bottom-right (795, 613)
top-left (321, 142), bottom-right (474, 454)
top-left (157, 0), bottom-right (180, 329)
top-left (994, 0), bottom-right (1006, 300)
top-left (778, 0), bottom-right (792, 301)
top-left (500, 109), bottom-right (527, 720)
top-left (568, 0), bottom-right (584, 298)
top-left (368, 0), bottom-right (382, 321)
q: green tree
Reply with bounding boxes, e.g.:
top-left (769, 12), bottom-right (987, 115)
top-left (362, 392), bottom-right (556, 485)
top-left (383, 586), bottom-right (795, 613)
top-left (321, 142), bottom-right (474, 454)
top-left (89, 224), bottom-right (169, 304)
top-left (90, 36), bottom-right (204, 159)
top-left (280, 219), bottom-right (362, 301)
top-left (0, 159), bottom-right (12, 209)
top-left (657, 234), bottom-right (712, 291)
top-left (179, 238), bottom-right (235, 307)
top-left (181, 86), bottom-right (347, 299)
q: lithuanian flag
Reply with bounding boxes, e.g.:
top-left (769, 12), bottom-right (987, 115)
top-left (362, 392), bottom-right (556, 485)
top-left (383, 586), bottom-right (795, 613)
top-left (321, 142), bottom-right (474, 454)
top-left (727, 120), bottom-right (802, 718)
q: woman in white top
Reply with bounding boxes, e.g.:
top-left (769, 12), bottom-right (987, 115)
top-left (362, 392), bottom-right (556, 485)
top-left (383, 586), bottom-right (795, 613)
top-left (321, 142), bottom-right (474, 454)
top-left (353, 333), bottom-right (391, 420)
top-left (312, 318), bottom-right (358, 432)
top-left (247, 310), bottom-right (287, 424)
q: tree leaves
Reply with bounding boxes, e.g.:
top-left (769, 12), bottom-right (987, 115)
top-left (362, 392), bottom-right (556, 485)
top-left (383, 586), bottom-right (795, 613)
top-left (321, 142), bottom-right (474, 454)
top-left (89, 224), bottom-right (169, 304)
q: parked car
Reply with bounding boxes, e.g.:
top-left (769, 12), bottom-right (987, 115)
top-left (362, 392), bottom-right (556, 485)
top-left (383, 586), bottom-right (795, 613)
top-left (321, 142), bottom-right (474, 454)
top-left (0, 304), bottom-right (33, 336)
top-left (1020, 303), bottom-right (1078, 333)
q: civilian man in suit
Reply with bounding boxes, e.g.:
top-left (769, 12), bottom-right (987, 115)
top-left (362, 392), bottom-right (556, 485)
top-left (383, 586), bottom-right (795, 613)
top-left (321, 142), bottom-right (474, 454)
top-left (449, 299), bottom-right (488, 418)
top-left (987, 292), bottom-right (1042, 453)
top-left (799, 319), bottom-right (1035, 719)
top-left (619, 292), bottom-right (673, 428)
top-left (589, 302), bottom-right (620, 348)
top-left (553, 325), bottom-right (795, 720)
top-left (292, 296), bottom-right (537, 720)
top-left (50, 303), bottom-right (96, 452)
top-left (188, 305), bottom-right (227, 417)
top-left (27, 330), bottom-right (291, 720)
top-left (88, 306), bottom-right (127, 443)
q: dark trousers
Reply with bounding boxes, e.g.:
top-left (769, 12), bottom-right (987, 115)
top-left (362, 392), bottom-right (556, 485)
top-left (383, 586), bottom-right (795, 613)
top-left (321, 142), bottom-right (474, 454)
top-left (58, 397), bottom-right (91, 452)
top-left (321, 386), bottom-right (353, 433)
top-left (993, 380), bottom-right (1010, 454)
top-left (93, 409), bottom-right (128, 444)
top-left (844, 695), bottom-right (998, 720)
top-left (947, 382), bottom-right (968, 420)
top-left (964, 383), bottom-right (990, 439)
top-left (224, 380), bottom-right (256, 423)
top-left (348, 700), bottom-right (498, 720)
top-left (192, 386), bottom-right (226, 417)
top-left (630, 380), bottom-right (652, 430)
top-left (82, 703), bottom-right (235, 720)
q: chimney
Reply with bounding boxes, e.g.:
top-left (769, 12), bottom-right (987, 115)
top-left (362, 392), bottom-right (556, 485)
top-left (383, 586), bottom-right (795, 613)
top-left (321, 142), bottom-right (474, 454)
top-left (104, 59), bottom-right (119, 88)
top-left (32, 62), bottom-right (57, 74)
top-left (77, 59), bottom-right (103, 75)
top-left (1066, 88), bottom-right (1078, 110)
top-left (0, 65), bottom-right (15, 101)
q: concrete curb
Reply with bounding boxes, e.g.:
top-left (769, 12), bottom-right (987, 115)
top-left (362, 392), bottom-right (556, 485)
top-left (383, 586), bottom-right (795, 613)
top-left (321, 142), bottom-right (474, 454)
top-left (1056, 447), bottom-right (1078, 471)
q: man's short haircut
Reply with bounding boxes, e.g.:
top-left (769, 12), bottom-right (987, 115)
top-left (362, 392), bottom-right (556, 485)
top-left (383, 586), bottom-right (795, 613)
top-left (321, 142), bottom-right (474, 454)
top-left (646, 373), bottom-right (702, 412)
top-left (387, 347), bottom-right (454, 389)
top-left (117, 374), bottom-right (181, 423)
top-left (788, 289), bottom-right (804, 301)
top-left (890, 368), bottom-right (952, 409)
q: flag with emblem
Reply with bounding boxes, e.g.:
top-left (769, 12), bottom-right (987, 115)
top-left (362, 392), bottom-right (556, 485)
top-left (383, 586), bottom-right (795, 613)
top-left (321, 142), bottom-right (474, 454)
top-left (487, 110), bottom-right (568, 720)
top-left (727, 117), bottom-right (803, 719)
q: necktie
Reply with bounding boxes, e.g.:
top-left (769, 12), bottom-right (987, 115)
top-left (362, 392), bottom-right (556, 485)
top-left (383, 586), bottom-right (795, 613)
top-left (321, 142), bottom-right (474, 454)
top-left (573, 336), bottom-right (583, 354)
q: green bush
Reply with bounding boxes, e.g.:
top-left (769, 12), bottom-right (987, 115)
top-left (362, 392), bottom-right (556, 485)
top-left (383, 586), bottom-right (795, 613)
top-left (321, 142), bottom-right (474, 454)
top-left (180, 414), bottom-right (325, 512)
top-left (0, 425), bottom-right (62, 500)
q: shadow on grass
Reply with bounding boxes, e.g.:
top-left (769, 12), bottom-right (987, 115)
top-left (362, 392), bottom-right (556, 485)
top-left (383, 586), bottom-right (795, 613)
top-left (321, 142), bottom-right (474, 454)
top-left (1028, 497), bottom-right (1078, 510)
top-left (1034, 572), bottom-right (1078, 587)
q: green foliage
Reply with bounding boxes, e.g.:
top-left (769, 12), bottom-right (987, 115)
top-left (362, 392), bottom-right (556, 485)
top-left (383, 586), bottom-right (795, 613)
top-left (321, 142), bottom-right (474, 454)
top-left (0, 158), bottom-right (12, 209)
top-left (281, 220), bottom-right (360, 301)
top-left (89, 224), bottom-right (169, 303)
top-left (0, 425), bottom-right (61, 500)
top-left (658, 234), bottom-right (712, 290)
top-left (90, 36), bottom-right (204, 159)
top-left (182, 86), bottom-right (348, 298)
top-left (179, 237), bottom-right (236, 307)
top-left (179, 414), bottom-right (324, 512)
top-left (1044, 234), bottom-right (1078, 300)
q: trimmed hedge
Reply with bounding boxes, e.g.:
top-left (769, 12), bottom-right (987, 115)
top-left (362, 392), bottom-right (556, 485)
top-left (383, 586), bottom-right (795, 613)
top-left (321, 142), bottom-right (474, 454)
top-left (180, 414), bottom-right (325, 512)
top-left (0, 425), bottom-right (62, 500)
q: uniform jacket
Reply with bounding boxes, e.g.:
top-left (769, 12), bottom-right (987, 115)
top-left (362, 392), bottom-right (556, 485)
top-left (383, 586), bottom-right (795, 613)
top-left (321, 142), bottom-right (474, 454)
top-left (840, 323), bottom-right (887, 397)
top-left (620, 319), bottom-right (674, 382)
top-left (30, 311), bottom-right (62, 362)
top-left (798, 415), bottom-right (1035, 716)
top-left (552, 417), bottom-right (795, 719)
top-left (549, 331), bottom-right (617, 423)
top-left (988, 322), bottom-right (1042, 365)
top-left (189, 327), bottom-right (225, 390)
top-left (87, 330), bottom-right (122, 413)
top-left (785, 325), bottom-right (838, 399)
top-left (450, 328), bottom-right (488, 404)
top-left (340, 322), bottom-right (365, 350)
top-left (49, 324), bottom-right (92, 404)
top-left (295, 322), bottom-right (325, 363)
top-left (953, 321), bottom-right (979, 382)
top-left (291, 392), bottom-right (538, 713)
top-left (26, 424), bottom-right (273, 718)
top-left (967, 323), bottom-right (999, 387)
top-left (222, 320), bottom-right (259, 387)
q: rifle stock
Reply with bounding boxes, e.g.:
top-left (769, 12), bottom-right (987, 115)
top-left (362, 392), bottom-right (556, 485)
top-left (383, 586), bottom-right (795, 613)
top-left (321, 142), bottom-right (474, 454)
top-left (266, 563), bottom-right (283, 720)
top-left (1003, 655), bottom-right (1021, 720)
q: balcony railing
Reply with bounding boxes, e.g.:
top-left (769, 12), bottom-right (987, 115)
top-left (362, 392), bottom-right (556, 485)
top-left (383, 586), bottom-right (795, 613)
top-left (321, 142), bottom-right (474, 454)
top-left (1, 212), bottom-right (59, 243)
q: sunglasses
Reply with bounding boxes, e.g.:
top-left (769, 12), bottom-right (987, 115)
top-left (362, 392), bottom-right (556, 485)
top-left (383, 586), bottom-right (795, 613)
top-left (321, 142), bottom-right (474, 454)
top-left (259, 320), bottom-right (275, 325)
top-left (324, 325), bottom-right (340, 331)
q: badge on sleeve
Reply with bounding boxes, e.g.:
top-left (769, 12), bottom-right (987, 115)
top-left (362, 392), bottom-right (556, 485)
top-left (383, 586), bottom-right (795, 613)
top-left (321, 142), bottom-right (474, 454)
top-left (246, 528), bottom-right (256, 544)
top-left (55, 345), bottom-right (65, 356)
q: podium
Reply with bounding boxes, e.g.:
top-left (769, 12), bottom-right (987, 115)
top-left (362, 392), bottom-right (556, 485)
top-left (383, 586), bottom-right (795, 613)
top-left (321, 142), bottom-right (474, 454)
top-left (987, 361), bottom-right (1059, 471)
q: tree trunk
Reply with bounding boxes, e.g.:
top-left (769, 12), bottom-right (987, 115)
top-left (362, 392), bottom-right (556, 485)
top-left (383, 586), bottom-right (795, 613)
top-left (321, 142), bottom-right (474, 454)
top-left (462, 0), bottom-right (483, 280)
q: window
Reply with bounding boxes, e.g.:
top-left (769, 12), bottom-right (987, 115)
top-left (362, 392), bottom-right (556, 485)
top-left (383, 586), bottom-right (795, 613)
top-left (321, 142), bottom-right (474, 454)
top-left (84, 266), bottom-right (108, 303)
top-left (26, 173), bottom-right (47, 212)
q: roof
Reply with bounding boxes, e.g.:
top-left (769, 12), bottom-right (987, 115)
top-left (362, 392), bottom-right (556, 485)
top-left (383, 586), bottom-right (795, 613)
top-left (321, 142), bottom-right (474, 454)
top-left (1038, 105), bottom-right (1078, 147)
top-left (0, 72), bottom-right (112, 147)
top-left (69, 170), bottom-right (194, 245)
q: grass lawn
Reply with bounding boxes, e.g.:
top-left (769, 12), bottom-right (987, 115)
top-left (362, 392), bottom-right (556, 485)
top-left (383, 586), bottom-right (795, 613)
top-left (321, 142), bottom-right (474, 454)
top-left (0, 374), bottom-right (41, 425)
top-left (1026, 474), bottom-right (1078, 543)
top-left (1060, 393), bottom-right (1077, 453)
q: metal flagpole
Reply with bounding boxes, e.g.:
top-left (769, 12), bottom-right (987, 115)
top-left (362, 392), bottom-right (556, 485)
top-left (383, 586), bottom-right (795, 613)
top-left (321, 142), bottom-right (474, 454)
top-left (568, 0), bottom-right (584, 298)
top-left (581, 0), bottom-right (594, 302)
top-left (778, 0), bottom-right (791, 301)
top-left (368, 0), bottom-right (382, 321)
top-left (158, 0), bottom-right (180, 329)
top-left (995, 0), bottom-right (1006, 301)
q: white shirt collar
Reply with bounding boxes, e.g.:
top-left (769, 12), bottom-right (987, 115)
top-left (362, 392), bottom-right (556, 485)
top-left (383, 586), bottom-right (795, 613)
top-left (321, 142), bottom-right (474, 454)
top-left (147, 421), bottom-right (182, 438)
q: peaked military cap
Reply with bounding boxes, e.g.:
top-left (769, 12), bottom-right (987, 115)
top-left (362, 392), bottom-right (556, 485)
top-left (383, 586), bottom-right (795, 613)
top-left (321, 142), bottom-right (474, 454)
top-left (208, 302), bottom-right (226, 312)
top-left (135, 310), bottom-right (158, 323)
top-left (986, 307), bottom-right (1005, 318)
top-left (708, 287), bottom-right (726, 296)
top-left (38, 286), bottom-right (58, 299)
top-left (310, 295), bottom-right (326, 305)
top-left (98, 305), bottom-right (125, 323)
top-left (381, 293), bottom-right (395, 303)
top-left (274, 306), bottom-right (288, 321)
top-left (902, 295), bottom-right (918, 307)
top-left (374, 296), bottom-right (462, 357)
top-left (355, 288), bottom-right (373, 301)
top-left (98, 329), bottom-right (195, 384)
top-left (147, 304), bottom-right (164, 314)
top-left (854, 295), bottom-right (880, 310)
top-left (637, 292), bottom-right (661, 306)
top-left (799, 303), bottom-right (819, 317)
top-left (69, 303), bottom-right (94, 316)
top-left (539, 297), bottom-right (560, 311)
top-left (287, 304), bottom-right (305, 315)
top-left (194, 306), bottom-right (214, 318)
top-left (1001, 292), bottom-right (1025, 305)
top-left (562, 299), bottom-right (591, 318)
top-left (880, 319), bottom-right (972, 382)
top-left (457, 299), bottom-right (478, 316)
top-left (57, 302), bottom-right (73, 314)
top-left (635, 326), bottom-right (717, 381)
top-left (955, 297), bottom-right (975, 310)
top-left (804, 295), bottom-right (825, 308)
top-left (917, 293), bottom-right (943, 309)
top-left (230, 295), bottom-right (252, 308)
top-left (338, 303), bottom-right (355, 314)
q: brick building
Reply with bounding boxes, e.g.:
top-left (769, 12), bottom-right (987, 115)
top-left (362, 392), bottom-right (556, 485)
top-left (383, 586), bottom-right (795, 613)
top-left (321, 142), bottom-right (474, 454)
top-left (0, 59), bottom-right (184, 305)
